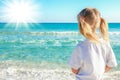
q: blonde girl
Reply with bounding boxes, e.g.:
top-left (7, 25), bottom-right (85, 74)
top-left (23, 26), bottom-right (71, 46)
top-left (68, 8), bottom-right (117, 80)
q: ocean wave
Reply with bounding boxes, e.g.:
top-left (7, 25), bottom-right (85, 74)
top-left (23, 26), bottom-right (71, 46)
top-left (109, 32), bottom-right (120, 35)
top-left (29, 31), bottom-right (120, 36)
top-left (0, 60), bottom-right (74, 80)
top-left (0, 31), bottom-right (120, 47)
top-left (1, 39), bottom-right (120, 47)
top-left (0, 68), bottom-right (74, 80)
top-left (0, 30), bottom-right (120, 35)
top-left (104, 71), bottom-right (120, 80)
top-left (29, 31), bottom-right (79, 36)
top-left (0, 37), bottom-right (120, 47)
top-left (0, 31), bottom-right (79, 35)
top-left (0, 39), bottom-right (82, 47)
top-left (0, 61), bottom-right (119, 80)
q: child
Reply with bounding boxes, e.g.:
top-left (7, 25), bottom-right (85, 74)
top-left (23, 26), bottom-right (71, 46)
top-left (68, 8), bottom-right (117, 80)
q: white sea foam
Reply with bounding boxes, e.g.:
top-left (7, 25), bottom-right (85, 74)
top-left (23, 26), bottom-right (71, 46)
top-left (104, 71), bottom-right (120, 80)
top-left (0, 61), bottom-right (75, 80)
top-left (27, 31), bottom-right (120, 36)
top-left (29, 31), bottom-right (79, 36)
top-left (1, 30), bottom-right (120, 36)
top-left (0, 61), bottom-right (119, 80)
top-left (1, 38), bottom-right (82, 46)
top-left (109, 32), bottom-right (120, 35)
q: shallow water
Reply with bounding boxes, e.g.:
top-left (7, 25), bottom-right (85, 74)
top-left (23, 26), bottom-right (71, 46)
top-left (0, 23), bottom-right (120, 80)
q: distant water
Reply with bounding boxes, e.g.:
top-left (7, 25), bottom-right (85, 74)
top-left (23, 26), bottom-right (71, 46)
top-left (0, 23), bottom-right (120, 80)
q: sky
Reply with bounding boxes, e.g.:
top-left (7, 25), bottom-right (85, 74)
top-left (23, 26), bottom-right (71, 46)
top-left (0, 0), bottom-right (120, 23)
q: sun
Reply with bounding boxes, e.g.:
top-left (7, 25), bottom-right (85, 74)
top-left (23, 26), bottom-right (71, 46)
top-left (1, 0), bottom-right (41, 24)
top-left (8, 2), bottom-right (35, 23)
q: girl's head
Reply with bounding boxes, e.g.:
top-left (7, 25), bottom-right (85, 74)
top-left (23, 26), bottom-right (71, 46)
top-left (77, 8), bottom-right (109, 42)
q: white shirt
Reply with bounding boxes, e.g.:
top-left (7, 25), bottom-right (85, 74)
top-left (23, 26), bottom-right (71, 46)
top-left (68, 39), bottom-right (117, 80)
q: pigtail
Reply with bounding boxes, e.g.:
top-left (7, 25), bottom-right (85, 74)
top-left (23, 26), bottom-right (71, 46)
top-left (100, 18), bottom-right (109, 41)
top-left (80, 19), bottom-right (92, 35)
top-left (78, 19), bottom-right (98, 43)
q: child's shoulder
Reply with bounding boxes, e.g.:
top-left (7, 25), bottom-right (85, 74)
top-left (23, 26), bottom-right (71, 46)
top-left (76, 39), bottom-right (109, 47)
top-left (76, 39), bottom-right (90, 47)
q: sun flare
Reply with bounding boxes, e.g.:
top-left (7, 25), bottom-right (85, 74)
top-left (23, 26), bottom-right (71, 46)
top-left (1, 0), bottom-right (41, 24)
top-left (8, 2), bottom-right (35, 23)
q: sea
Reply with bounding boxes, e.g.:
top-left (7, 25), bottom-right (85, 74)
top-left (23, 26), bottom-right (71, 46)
top-left (0, 23), bottom-right (120, 80)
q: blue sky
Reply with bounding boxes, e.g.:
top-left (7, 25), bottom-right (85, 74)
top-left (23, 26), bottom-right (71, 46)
top-left (0, 0), bottom-right (120, 23)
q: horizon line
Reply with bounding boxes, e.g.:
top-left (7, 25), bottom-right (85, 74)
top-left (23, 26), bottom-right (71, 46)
top-left (0, 22), bottom-right (120, 24)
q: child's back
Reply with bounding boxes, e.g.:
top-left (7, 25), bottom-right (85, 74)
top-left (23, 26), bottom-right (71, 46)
top-left (69, 39), bottom-right (117, 80)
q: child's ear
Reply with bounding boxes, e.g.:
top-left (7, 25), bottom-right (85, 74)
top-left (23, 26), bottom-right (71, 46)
top-left (81, 16), bottom-right (85, 19)
top-left (80, 16), bottom-right (85, 21)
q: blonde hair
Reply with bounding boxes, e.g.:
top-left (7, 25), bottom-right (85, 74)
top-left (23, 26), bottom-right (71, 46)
top-left (77, 8), bottom-right (109, 43)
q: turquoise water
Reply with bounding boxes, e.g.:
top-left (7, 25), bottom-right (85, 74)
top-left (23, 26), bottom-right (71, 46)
top-left (0, 23), bottom-right (120, 79)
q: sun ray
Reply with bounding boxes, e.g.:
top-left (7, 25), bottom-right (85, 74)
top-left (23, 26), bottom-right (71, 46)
top-left (0, 0), bottom-right (41, 29)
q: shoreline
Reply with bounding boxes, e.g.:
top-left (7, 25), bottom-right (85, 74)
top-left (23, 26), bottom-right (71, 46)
top-left (0, 60), bottom-right (119, 80)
